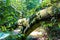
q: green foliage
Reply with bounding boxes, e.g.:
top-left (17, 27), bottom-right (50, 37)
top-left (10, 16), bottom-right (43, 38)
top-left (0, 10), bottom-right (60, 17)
top-left (6, 0), bottom-right (11, 6)
top-left (0, 1), bottom-right (20, 31)
top-left (40, 0), bottom-right (51, 8)
top-left (0, 0), bottom-right (60, 40)
top-left (51, 0), bottom-right (60, 3)
top-left (47, 24), bottom-right (60, 40)
top-left (10, 0), bottom-right (41, 17)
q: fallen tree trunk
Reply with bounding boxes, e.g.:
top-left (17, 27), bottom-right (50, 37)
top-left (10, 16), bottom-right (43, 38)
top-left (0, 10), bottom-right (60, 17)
top-left (24, 2), bottom-right (60, 36)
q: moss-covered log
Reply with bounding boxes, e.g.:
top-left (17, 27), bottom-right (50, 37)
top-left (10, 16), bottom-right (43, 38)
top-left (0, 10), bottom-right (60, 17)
top-left (24, 2), bottom-right (60, 36)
